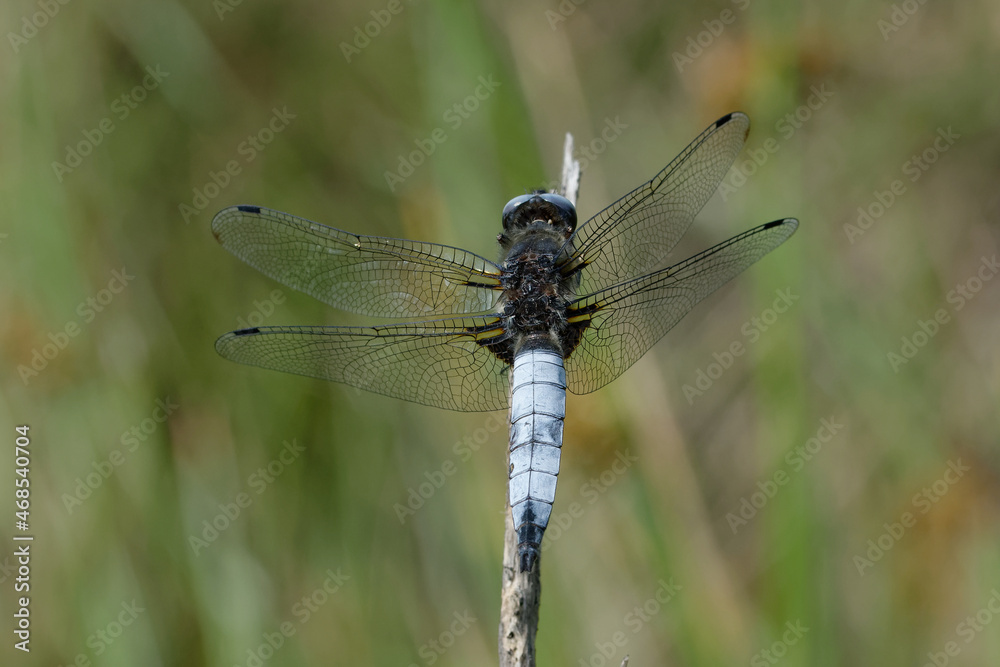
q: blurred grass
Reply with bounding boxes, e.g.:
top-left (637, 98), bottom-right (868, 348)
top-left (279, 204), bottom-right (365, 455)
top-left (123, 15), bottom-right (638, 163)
top-left (2, 0), bottom-right (1000, 665)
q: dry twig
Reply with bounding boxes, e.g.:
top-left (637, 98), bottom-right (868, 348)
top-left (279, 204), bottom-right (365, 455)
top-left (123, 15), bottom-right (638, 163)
top-left (497, 133), bottom-right (581, 667)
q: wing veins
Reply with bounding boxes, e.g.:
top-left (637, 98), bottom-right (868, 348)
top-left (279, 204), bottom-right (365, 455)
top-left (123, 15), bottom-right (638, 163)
top-left (564, 219), bottom-right (798, 395)
top-left (565, 113), bottom-right (751, 294)
top-left (212, 205), bottom-right (503, 318)
top-left (216, 316), bottom-right (510, 412)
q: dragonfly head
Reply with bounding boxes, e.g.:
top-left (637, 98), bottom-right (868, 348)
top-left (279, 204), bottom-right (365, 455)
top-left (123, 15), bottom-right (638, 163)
top-left (501, 191), bottom-right (577, 240)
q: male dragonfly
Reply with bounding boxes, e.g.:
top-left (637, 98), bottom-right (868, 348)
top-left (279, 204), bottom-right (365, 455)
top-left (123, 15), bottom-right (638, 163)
top-left (212, 111), bottom-right (797, 572)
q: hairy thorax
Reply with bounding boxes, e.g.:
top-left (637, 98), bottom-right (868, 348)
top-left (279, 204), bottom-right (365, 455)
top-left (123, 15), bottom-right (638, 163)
top-left (499, 230), bottom-right (579, 357)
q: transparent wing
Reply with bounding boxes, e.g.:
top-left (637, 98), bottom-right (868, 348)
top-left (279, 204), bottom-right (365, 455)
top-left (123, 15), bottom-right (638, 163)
top-left (215, 316), bottom-right (511, 412)
top-left (565, 112), bottom-right (751, 293)
top-left (212, 205), bottom-right (503, 318)
top-left (564, 219), bottom-right (797, 394)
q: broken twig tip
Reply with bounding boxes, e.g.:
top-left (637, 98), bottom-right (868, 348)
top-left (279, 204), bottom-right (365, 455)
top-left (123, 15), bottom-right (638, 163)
top-left (560, 132), bottom-right (581, 206)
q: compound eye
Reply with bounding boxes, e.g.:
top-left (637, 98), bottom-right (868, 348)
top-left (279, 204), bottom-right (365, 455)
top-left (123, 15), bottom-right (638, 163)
top-left (502, 194), bottom-right (534, 220)
top-left (539, 193), bottom-right (574, 214)
top-left (539, 193), bottom-right (577, 230)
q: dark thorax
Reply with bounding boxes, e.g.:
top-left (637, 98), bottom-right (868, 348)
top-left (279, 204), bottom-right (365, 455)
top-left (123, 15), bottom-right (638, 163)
top-left (495, 192), bottom-right (582, 361)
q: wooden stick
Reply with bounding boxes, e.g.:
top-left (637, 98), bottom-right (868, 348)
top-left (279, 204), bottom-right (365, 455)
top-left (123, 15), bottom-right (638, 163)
top-left (498, 502), bottom-right (541, 666)
top-left (497, 133), bottom-right (581, 667)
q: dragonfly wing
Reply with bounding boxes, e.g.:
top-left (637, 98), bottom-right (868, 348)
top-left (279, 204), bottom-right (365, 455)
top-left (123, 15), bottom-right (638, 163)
top-left (212, 205), bottom-right (503, 318)
top-left (566, 112), bottom-right (751, 293)
top-left (215, 316), bottom-right (511, 412)
top-left (564, 219), bottom-right (797, 394)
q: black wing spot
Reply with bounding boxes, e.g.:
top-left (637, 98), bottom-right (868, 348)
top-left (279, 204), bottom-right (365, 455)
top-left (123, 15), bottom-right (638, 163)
top-left (234, 328), bottom-right (261, 336)
top-left (562, 318), bottom-right (591, 359)
top-left (763, 218), bottom-right (792, 230)
top-left (237, 205), bottom-right (262, 214)
top-left (471, 329), bottom-right (514, 365)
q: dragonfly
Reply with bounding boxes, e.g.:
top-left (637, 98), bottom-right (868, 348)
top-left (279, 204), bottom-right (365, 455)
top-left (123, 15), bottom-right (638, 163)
top-left (212, 111), bottom-right (797, 572)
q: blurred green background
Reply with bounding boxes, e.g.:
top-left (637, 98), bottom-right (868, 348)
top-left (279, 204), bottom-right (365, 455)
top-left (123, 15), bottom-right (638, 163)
top-left (2, 0), bottom-right (999, 665)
